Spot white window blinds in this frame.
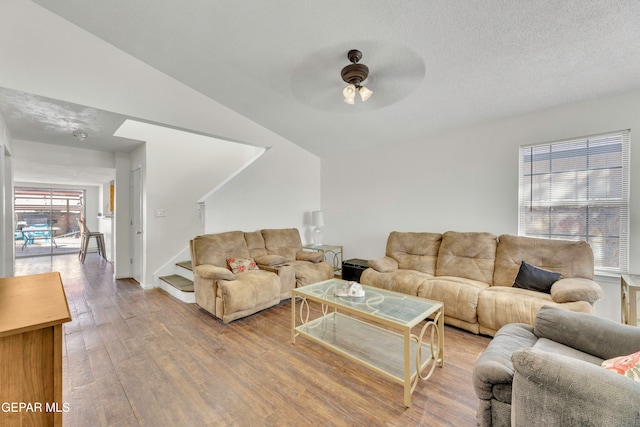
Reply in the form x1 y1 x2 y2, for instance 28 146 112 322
518 130 630 273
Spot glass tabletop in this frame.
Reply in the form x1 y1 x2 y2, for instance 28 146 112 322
294 279 442 327
302 244 342 250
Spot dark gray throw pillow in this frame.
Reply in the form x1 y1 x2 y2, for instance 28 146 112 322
513 261 562 293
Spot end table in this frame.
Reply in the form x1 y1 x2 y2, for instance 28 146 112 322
621 274 640 325
302 244 343 275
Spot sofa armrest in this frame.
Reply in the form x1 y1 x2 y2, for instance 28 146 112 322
254 254 287 266
193 264 235 281
472 323 536 402
257 263 296 295
512 348 640 426
367 256 398 273
550 277 604 303
296 251 324 263
534 305 640 359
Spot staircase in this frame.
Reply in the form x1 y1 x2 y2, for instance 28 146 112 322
159 260 195 303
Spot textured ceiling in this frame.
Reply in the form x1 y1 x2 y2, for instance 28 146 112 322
0 87 144 185
0 87 143 153
21 0 640 158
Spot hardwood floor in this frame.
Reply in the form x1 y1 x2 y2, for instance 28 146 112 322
14 255 491 427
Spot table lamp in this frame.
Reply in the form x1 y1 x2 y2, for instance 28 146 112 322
312 210 324 245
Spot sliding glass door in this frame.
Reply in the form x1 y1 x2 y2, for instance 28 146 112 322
14 187 83 258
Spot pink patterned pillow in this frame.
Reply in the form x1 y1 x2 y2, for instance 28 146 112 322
601 351 640 382
227 258 258 274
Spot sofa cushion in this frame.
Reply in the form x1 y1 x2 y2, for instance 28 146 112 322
360 268 395 291
418 276 488 324
290 260 334 287
227 257 258 274
261 228 303 261
370 269 431 295
602 351 640 381
217 270 281 315
512 261 561 293
244 231 268 258
191 231 250 268
493 234 594 287
477 286 593 335
386 231 442 275
436 231 497 283
533 338 603 365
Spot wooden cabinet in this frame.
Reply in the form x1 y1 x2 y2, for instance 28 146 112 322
0 272 72 427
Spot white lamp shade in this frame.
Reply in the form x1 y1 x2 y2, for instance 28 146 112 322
343 84 356 97
359 85 373 102
343 84 356 104
312 210 324 227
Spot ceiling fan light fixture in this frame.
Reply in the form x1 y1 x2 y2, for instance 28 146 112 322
343 84 356 104
358 85 373 102
340 49 372 104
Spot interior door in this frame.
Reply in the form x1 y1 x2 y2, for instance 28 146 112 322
131 168 143 283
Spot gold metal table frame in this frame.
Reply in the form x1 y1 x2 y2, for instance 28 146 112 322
302 244 343 275
291 279 444 407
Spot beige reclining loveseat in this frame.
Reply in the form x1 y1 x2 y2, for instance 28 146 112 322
190 228 333 323
361 231 604 335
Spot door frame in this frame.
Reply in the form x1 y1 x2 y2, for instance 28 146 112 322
130 167 143 284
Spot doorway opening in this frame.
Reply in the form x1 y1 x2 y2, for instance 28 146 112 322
14 187 84 258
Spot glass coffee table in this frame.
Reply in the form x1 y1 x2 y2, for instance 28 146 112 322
291 279 444 407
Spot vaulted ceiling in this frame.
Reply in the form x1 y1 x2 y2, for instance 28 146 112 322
12 0 640 159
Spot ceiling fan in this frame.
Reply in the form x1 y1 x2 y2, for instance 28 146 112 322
341 49 373 104
289 42 426 112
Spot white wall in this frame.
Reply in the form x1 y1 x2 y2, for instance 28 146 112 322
114 152 131 279
323 88 640 270
10 140 116 184
129 123 270 286
204 143 321 241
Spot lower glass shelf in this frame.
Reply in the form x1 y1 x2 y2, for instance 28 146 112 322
295 311 433 383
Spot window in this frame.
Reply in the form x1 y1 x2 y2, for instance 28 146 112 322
519 131 630 273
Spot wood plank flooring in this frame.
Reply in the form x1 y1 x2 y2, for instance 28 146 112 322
14 255 491 426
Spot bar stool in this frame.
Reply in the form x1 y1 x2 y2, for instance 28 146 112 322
77 218 106 263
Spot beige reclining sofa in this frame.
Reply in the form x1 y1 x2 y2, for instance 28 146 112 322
361 231 604 336
190 228 333 323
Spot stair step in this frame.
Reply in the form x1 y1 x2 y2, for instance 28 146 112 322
176 260 192 271
159 274 194 292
